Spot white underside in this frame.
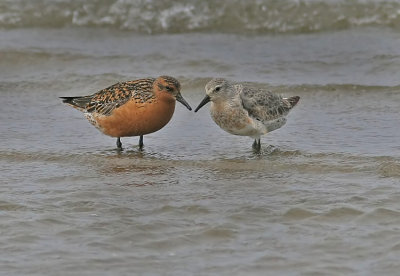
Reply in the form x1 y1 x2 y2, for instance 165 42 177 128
210 100 288 140
220 115 287 140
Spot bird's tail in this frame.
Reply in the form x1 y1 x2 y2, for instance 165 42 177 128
60 96 76 104
60 96 92 109
285 96 300 108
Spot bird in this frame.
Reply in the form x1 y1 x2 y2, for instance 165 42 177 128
194 78 299 151
60 76 192 150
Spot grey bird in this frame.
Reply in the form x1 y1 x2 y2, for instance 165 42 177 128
195 78 300 151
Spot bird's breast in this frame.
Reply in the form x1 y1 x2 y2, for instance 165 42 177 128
93 96 176 137
210 102 259 136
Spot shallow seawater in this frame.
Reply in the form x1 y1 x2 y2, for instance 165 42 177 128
1 10 400 276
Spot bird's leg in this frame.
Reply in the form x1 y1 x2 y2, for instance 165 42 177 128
252 138 261 152
138 135 144 150
116 137 122 150
252 139 258 149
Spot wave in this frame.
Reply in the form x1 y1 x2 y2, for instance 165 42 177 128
1 0 400 33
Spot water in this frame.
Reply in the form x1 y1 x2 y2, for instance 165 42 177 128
1 0 400 275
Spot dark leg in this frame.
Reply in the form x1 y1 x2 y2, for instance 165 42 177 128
252 139 258 149
252 138 261 152
139 135 144 150
116 137 122 150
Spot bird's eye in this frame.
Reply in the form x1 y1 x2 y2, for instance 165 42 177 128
215 86 221 92
165 86 173 92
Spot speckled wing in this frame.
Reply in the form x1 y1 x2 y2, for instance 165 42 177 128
238 85 292 122
63 79 156 116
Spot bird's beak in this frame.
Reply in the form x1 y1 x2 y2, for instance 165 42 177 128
194 95 210 112
176 92 192 111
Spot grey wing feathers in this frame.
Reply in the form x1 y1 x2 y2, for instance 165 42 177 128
239 86 295 122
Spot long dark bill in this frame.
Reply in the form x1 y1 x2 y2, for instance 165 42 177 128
194 95 211 112
176 93 192 111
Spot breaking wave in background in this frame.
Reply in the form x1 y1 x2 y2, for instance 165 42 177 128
1 0 400 33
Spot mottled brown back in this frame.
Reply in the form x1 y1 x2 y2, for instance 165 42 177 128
61 78 156 116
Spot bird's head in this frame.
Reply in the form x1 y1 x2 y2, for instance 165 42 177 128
195 78 234 112
155 76 192 111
